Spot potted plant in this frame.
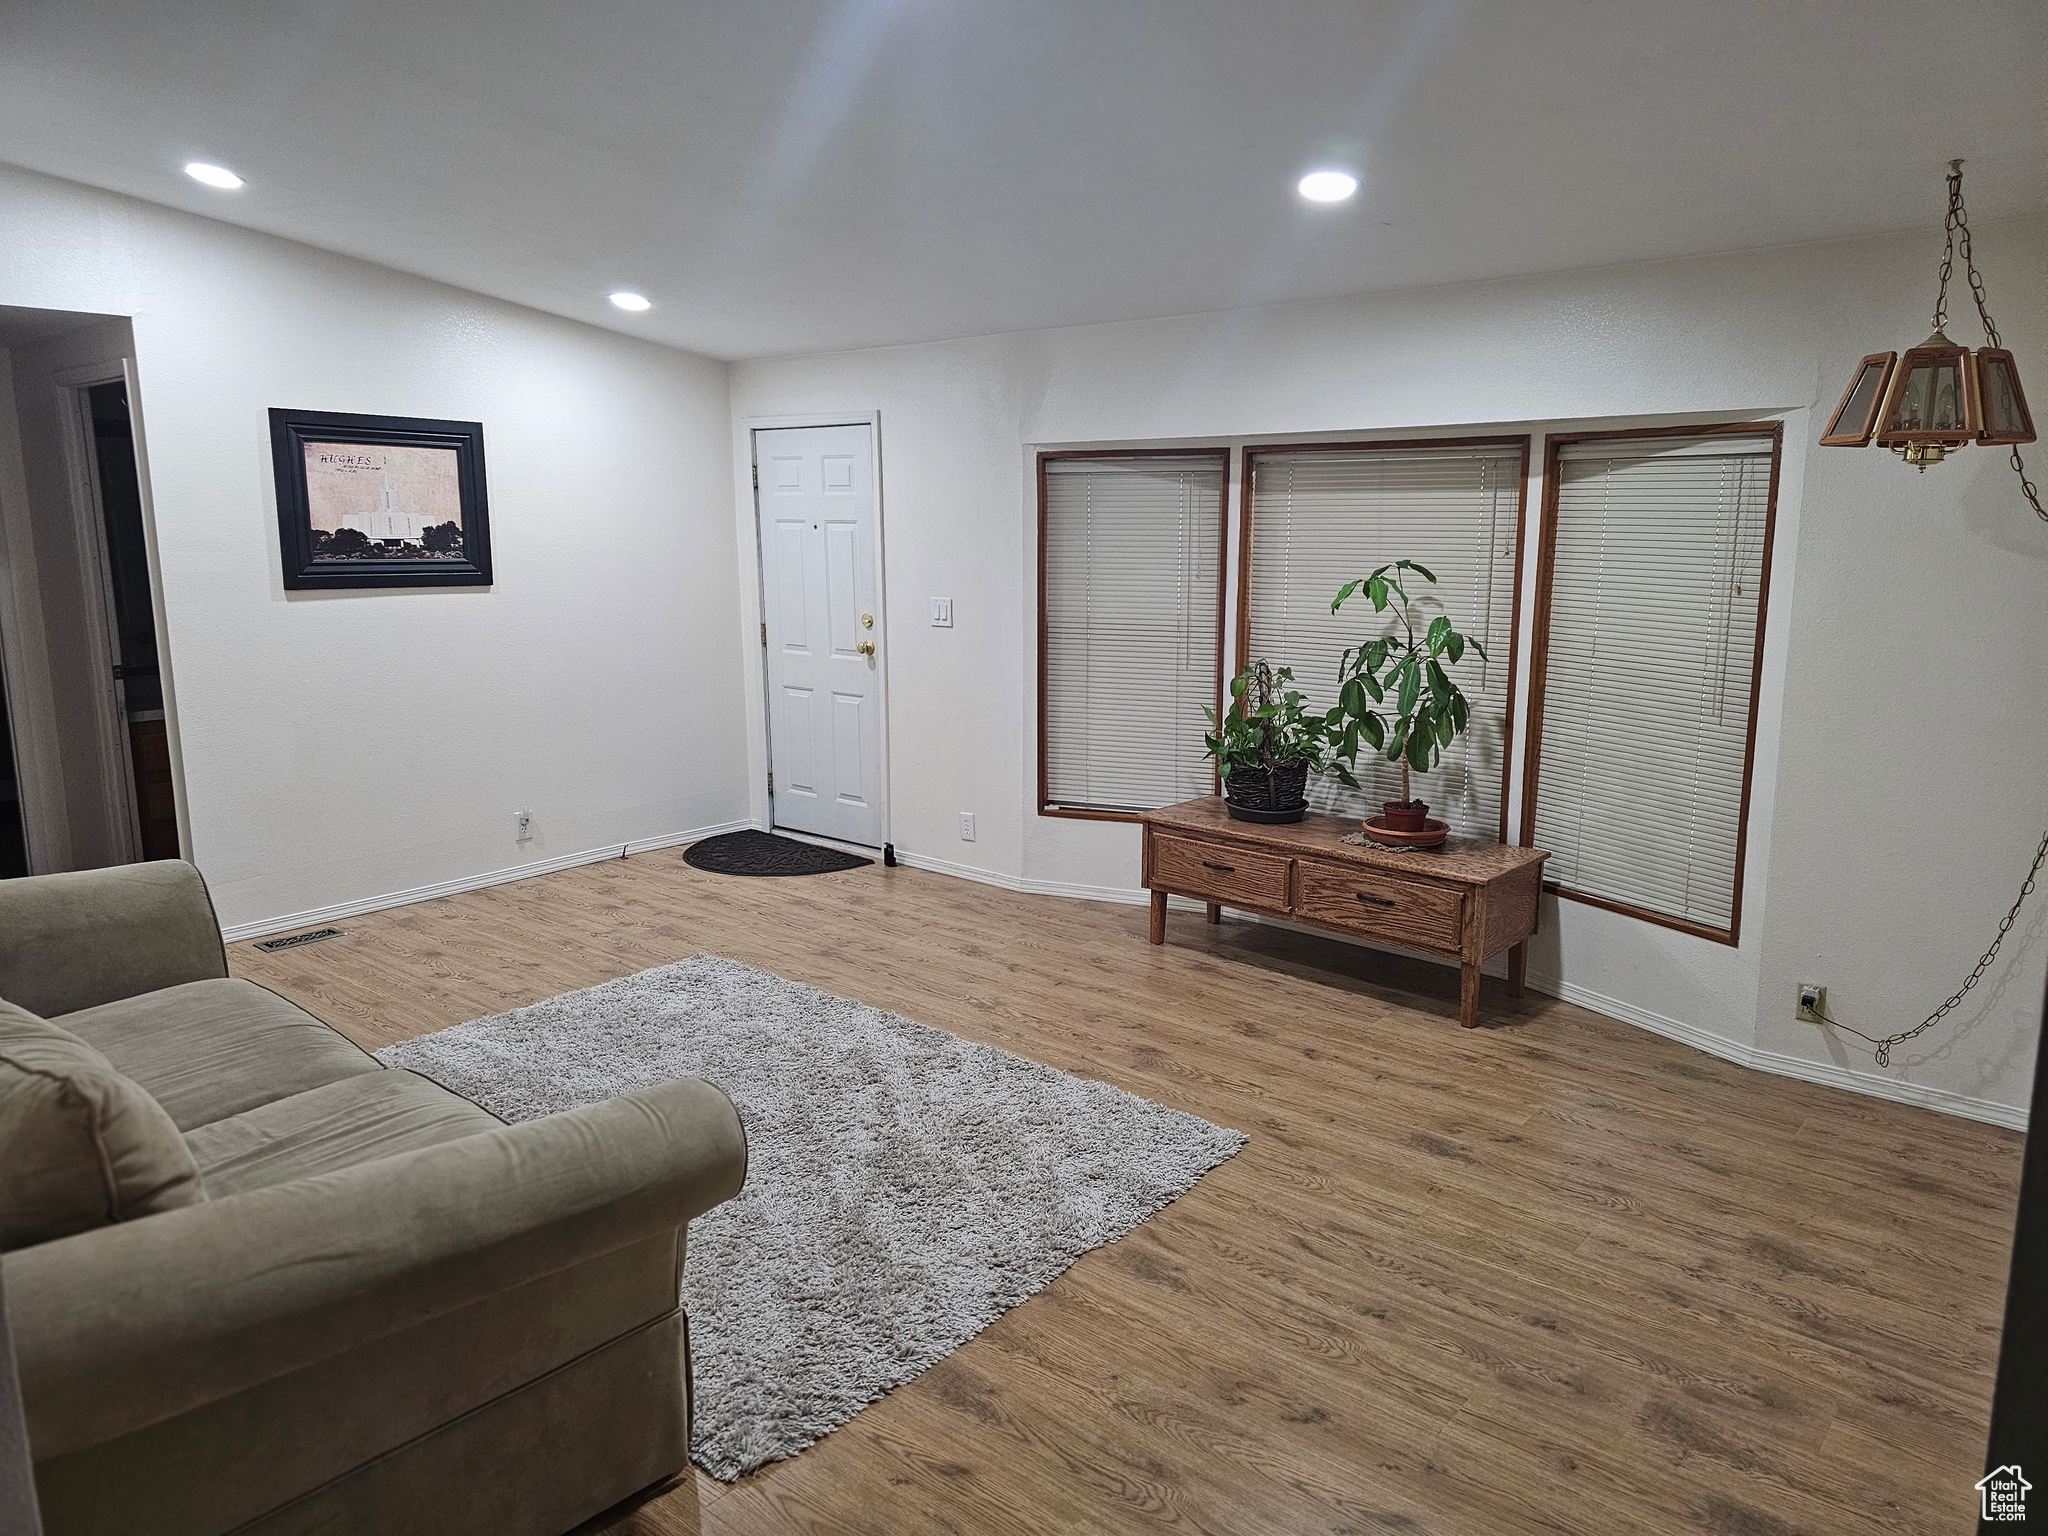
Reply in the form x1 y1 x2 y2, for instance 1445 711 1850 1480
1323 560 1488 840
1203 659 1334 823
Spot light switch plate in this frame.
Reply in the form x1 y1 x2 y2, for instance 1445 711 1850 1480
931 598 953 627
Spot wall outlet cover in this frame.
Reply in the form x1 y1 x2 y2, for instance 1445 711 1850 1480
514 811 533 841
1796 982 1825 1022
959 811 975 841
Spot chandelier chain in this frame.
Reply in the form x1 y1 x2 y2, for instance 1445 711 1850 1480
1931 160 2046 522
1932 163 1958 333
2015 446 2047 523
1814 823 2048 1067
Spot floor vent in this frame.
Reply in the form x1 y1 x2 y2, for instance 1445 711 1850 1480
253 926 344 953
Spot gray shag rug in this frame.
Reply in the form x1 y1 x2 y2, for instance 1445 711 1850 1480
375 954 1245 1480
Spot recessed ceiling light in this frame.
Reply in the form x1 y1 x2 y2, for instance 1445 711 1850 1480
184 161 244 190
1297 170 1359 204
609 291 652 312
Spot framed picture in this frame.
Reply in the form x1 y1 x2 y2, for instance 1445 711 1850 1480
269 408 492 589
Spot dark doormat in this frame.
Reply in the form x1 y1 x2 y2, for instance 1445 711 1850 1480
683 829 874 877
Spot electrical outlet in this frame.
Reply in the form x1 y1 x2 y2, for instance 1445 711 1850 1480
514 811 533 842
931 598 953 627
1796 982 1825 1023
959 812 975 842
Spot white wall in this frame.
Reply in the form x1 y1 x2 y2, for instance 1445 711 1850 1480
0 163 752 929
731 214 2048 1125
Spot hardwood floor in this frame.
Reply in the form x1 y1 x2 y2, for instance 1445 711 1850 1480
230 848 2023 1536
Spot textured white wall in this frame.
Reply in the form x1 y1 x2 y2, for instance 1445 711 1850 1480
731 214 2048 1122
0 163 751 929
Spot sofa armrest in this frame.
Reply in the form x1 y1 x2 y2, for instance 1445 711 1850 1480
5 1076 746 1458
0 861 228 1017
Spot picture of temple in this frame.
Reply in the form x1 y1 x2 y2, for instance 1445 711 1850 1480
343 472 437 546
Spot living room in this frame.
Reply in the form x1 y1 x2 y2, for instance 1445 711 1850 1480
0 4 2044 1534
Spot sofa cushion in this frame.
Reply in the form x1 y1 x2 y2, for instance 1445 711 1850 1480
185 1069 504 1197
0 998 205 1250
57 978 380 1132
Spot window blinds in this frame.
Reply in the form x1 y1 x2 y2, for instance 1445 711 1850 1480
1042 455 1223 812
1245 444 1523 836
1530 434 1776 935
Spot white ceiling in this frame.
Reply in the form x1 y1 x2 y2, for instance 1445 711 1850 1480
1 1 2043 361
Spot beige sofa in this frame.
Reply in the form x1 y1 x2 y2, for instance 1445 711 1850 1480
0 861 746 1536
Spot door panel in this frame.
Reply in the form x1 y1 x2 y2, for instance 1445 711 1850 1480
756 424 882 845
831 693 867 806
779 686 818 799
773 521 810 650
825 520 860 653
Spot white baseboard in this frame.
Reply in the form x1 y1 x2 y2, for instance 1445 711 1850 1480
220 819 752 943
623 820 751 856
1528 971 2027 1131
890 848 1206 910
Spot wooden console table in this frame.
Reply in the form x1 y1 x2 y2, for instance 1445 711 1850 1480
1141 796 1550 1029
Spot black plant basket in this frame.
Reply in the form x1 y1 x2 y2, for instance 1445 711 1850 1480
1224 761 1311 823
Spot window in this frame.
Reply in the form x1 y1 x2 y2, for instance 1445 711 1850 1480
1241 439 1528 837
1039 451 1226 816
1522 426 1780 942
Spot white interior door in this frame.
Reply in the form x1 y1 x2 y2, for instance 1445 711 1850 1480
757 424 884 846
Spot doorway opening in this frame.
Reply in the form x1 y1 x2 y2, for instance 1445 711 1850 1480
0 305 180 875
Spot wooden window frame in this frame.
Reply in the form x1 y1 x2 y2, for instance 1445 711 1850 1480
1517 421 1783 946
1236 435 1532 842
1036 446 1231 822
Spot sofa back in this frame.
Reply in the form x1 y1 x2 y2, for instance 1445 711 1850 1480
0 862 227 1019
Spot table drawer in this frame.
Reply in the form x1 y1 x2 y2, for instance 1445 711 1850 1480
1150 834 1291 910
1293 859 1465 952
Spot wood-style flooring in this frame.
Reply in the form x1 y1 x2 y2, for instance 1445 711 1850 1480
229 848 2023 1536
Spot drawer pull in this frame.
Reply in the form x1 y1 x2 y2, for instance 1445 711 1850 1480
1356 893 1397 907
1201 861 1236 873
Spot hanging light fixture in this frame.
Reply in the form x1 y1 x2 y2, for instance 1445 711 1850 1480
1819 160 2041 519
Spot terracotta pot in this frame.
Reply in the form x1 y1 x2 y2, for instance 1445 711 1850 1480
1381 800 1430 833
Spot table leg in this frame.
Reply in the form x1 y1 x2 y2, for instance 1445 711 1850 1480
1460 960 1481 1028
1206 902 1221 925
1508 942 1526 999
1149 888 1166 945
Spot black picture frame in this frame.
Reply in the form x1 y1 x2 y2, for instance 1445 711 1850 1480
269 408 492 589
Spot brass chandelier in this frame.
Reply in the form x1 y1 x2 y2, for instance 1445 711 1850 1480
1819 160 2041 521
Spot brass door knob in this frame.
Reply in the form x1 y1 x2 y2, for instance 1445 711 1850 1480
855 638 875 656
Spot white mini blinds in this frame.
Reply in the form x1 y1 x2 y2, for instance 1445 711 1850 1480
1041 454 1224 813
1528 431 1778 939
1245 442 1525 836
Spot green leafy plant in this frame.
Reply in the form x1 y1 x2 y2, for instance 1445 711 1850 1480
1323 560 1488 805
1203 659 1335 782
